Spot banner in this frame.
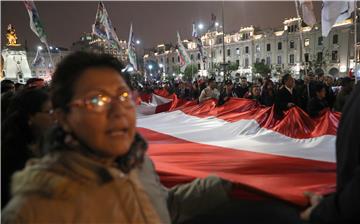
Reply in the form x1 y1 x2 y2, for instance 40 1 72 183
128 24 138 71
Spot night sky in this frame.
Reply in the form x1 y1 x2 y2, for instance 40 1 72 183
1 1 321 51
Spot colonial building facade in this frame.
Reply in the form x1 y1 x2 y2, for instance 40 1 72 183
144 16 359 80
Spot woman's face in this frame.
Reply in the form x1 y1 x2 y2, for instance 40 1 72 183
62 67 136 158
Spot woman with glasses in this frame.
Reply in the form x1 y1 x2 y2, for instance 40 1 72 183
1 88 55 208
1 52 164 223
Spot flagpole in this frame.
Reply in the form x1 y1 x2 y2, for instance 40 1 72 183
354 1 358 84
295 0 307 79
221 0 226 79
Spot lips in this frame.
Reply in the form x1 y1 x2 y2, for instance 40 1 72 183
106 128 129 137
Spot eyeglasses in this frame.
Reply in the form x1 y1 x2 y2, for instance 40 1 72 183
69 92 134 113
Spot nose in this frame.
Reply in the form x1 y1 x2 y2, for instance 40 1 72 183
107 100 131 119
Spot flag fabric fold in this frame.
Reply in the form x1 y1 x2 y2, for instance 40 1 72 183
92 1 121 48
192 23 205 63
321 0 355 37
136 93 339 206
300 0 316 27
177 32 191 72
128 24 138 71
23 0 48 44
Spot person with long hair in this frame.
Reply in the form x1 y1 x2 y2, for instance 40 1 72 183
1 88 54 208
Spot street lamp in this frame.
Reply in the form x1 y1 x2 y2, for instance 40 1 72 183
159 63 163 68
148 64 153 70
49 46 53 50
37 46 43 50
215 22 219 27
136 40 141 45
198 23 204 30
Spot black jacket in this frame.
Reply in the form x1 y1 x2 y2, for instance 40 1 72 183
307 97 328 117
274 87 298 117
310 83 360 224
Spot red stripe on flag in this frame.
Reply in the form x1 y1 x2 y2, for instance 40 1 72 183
138 127 336 206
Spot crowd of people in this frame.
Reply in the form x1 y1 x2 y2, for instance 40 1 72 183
1 52 359 224
135 72 355 118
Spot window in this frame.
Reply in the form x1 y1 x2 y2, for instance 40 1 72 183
220 49 222 55
198 63 201 70
177 56 180 62
266 44 271 51
227 49 231 56
197 53 201 60
172 57 175 63
318 37 323 45
245 58 249 67
278 42 282 50
266 56 271 65
277 55 282 65
245 46 249 54
236 48 240 55
289 54 295 64
332 51 338 61
333 34 338 44
228 60 231 65
256 58 260 63
304 38 310 47
290 41 295 49
256 45 260 52
161 58 164 63
304 53 309 62
317 52 323 62
190 54 193 60
236 59 240 66
166 58 169 64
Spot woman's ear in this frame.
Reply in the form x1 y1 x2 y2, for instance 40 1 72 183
54 109 71 132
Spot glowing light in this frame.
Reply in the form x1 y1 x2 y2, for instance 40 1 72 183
37 46 43 50
136 40 140 45
148 65 153 70
198 23 204 30
339 65 347 73
159 63 164 68
215 22 219 27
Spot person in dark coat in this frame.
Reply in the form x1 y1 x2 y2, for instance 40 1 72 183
235 76 249 98
300 82 360 223
323 75 336 109
218 80 239 106
334 77 354 112
307 83 329 117
274 74 298 117
260 79 275 106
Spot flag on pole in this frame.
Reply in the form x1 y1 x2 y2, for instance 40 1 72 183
92 1 121 48
208 13 217 31
192 23 205 63
128 24 138 71
299 0 316 27
23 0 48 44
177 32 191 72
321 0 355 37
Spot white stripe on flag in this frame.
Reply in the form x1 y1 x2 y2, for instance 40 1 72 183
137 110 336 163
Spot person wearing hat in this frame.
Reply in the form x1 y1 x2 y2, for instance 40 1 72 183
199 77 220 103
218 80 239 106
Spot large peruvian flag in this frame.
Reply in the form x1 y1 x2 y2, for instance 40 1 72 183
137 92 339 206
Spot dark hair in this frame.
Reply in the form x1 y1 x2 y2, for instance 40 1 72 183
25 78 45 89
282 73 292 85
314 82 325 93
208 77 216 83
51 51 129 112
2 88 50 155
1 79 15 93
46 52 143 173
